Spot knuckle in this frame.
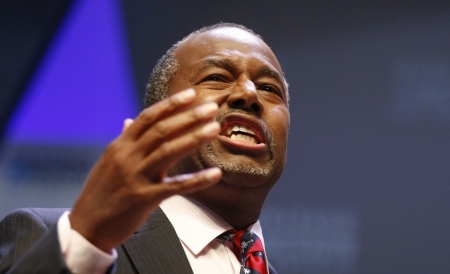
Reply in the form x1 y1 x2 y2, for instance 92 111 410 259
154 96 177 112
138 109 155 124
129 186 150 201
103 140 137 174
157 143 174 161
193 128 208 141
153 122 170 138
168 94 181 107
160 182 185 196
104 141 120 157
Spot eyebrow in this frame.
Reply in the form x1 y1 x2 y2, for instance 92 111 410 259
195 58 236 76
195 58 286 91
256 67 285 90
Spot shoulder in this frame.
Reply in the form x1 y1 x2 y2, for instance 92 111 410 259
0 208 69 272
1 208 69 228
0 208 69 244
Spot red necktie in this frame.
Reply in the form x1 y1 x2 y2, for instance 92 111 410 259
217 230 268 274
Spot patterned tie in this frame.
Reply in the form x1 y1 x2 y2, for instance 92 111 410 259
217 230 268 274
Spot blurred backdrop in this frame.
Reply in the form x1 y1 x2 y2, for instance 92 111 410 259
1 0 450 273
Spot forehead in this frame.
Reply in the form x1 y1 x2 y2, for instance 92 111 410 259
174 27 283 74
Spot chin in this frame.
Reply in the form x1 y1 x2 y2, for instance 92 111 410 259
197 143 281 189
220 170 274 189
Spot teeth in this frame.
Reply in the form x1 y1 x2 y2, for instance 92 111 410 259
227 124 256 135
223 123 258 144
230 133 257 144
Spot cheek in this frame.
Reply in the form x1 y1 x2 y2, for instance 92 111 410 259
193 89 230 106
265 105 290 149
166 68 194 96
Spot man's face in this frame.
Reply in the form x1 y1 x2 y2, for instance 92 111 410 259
168 27 290 190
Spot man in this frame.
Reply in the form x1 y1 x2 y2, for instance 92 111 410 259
0 23 289 274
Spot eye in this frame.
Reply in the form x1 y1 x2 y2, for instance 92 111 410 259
203 75 227 82
260 85 280 95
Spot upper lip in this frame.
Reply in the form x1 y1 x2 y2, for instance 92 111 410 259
218 113 265 144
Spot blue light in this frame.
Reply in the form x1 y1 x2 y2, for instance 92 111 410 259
5 0 139 145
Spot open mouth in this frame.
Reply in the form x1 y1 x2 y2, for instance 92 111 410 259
220 122 263 145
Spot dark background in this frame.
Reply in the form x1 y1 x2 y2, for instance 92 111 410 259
1 0 450 273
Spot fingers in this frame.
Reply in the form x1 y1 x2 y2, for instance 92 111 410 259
155 167 222 198
139 121 221 181
136 102 219 155
122 118 134 132
68 88 224 253
124 88 196 140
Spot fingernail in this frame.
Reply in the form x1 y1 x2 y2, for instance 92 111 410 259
204 168 222 182
195 103 218 118
122 118 134 131
200 122 220 137
173 88 196 103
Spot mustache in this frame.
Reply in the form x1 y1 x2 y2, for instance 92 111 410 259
214 109 275 160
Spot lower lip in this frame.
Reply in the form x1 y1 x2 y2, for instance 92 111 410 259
217 135 267 154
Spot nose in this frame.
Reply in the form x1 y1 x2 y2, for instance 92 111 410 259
227 79 264 115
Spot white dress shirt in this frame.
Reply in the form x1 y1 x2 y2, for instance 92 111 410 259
160 195 268 274
58 211 117 274
58 195 268 274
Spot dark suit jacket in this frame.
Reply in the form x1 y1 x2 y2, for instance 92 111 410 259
0 208 277 274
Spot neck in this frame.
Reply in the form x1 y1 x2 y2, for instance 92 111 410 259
188 181 270 230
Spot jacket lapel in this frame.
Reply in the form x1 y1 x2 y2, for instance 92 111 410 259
122 208 194 274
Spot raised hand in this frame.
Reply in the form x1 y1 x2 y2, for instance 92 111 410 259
70 88 222 252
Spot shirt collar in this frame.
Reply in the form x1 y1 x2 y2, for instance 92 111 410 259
159 195 265 256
